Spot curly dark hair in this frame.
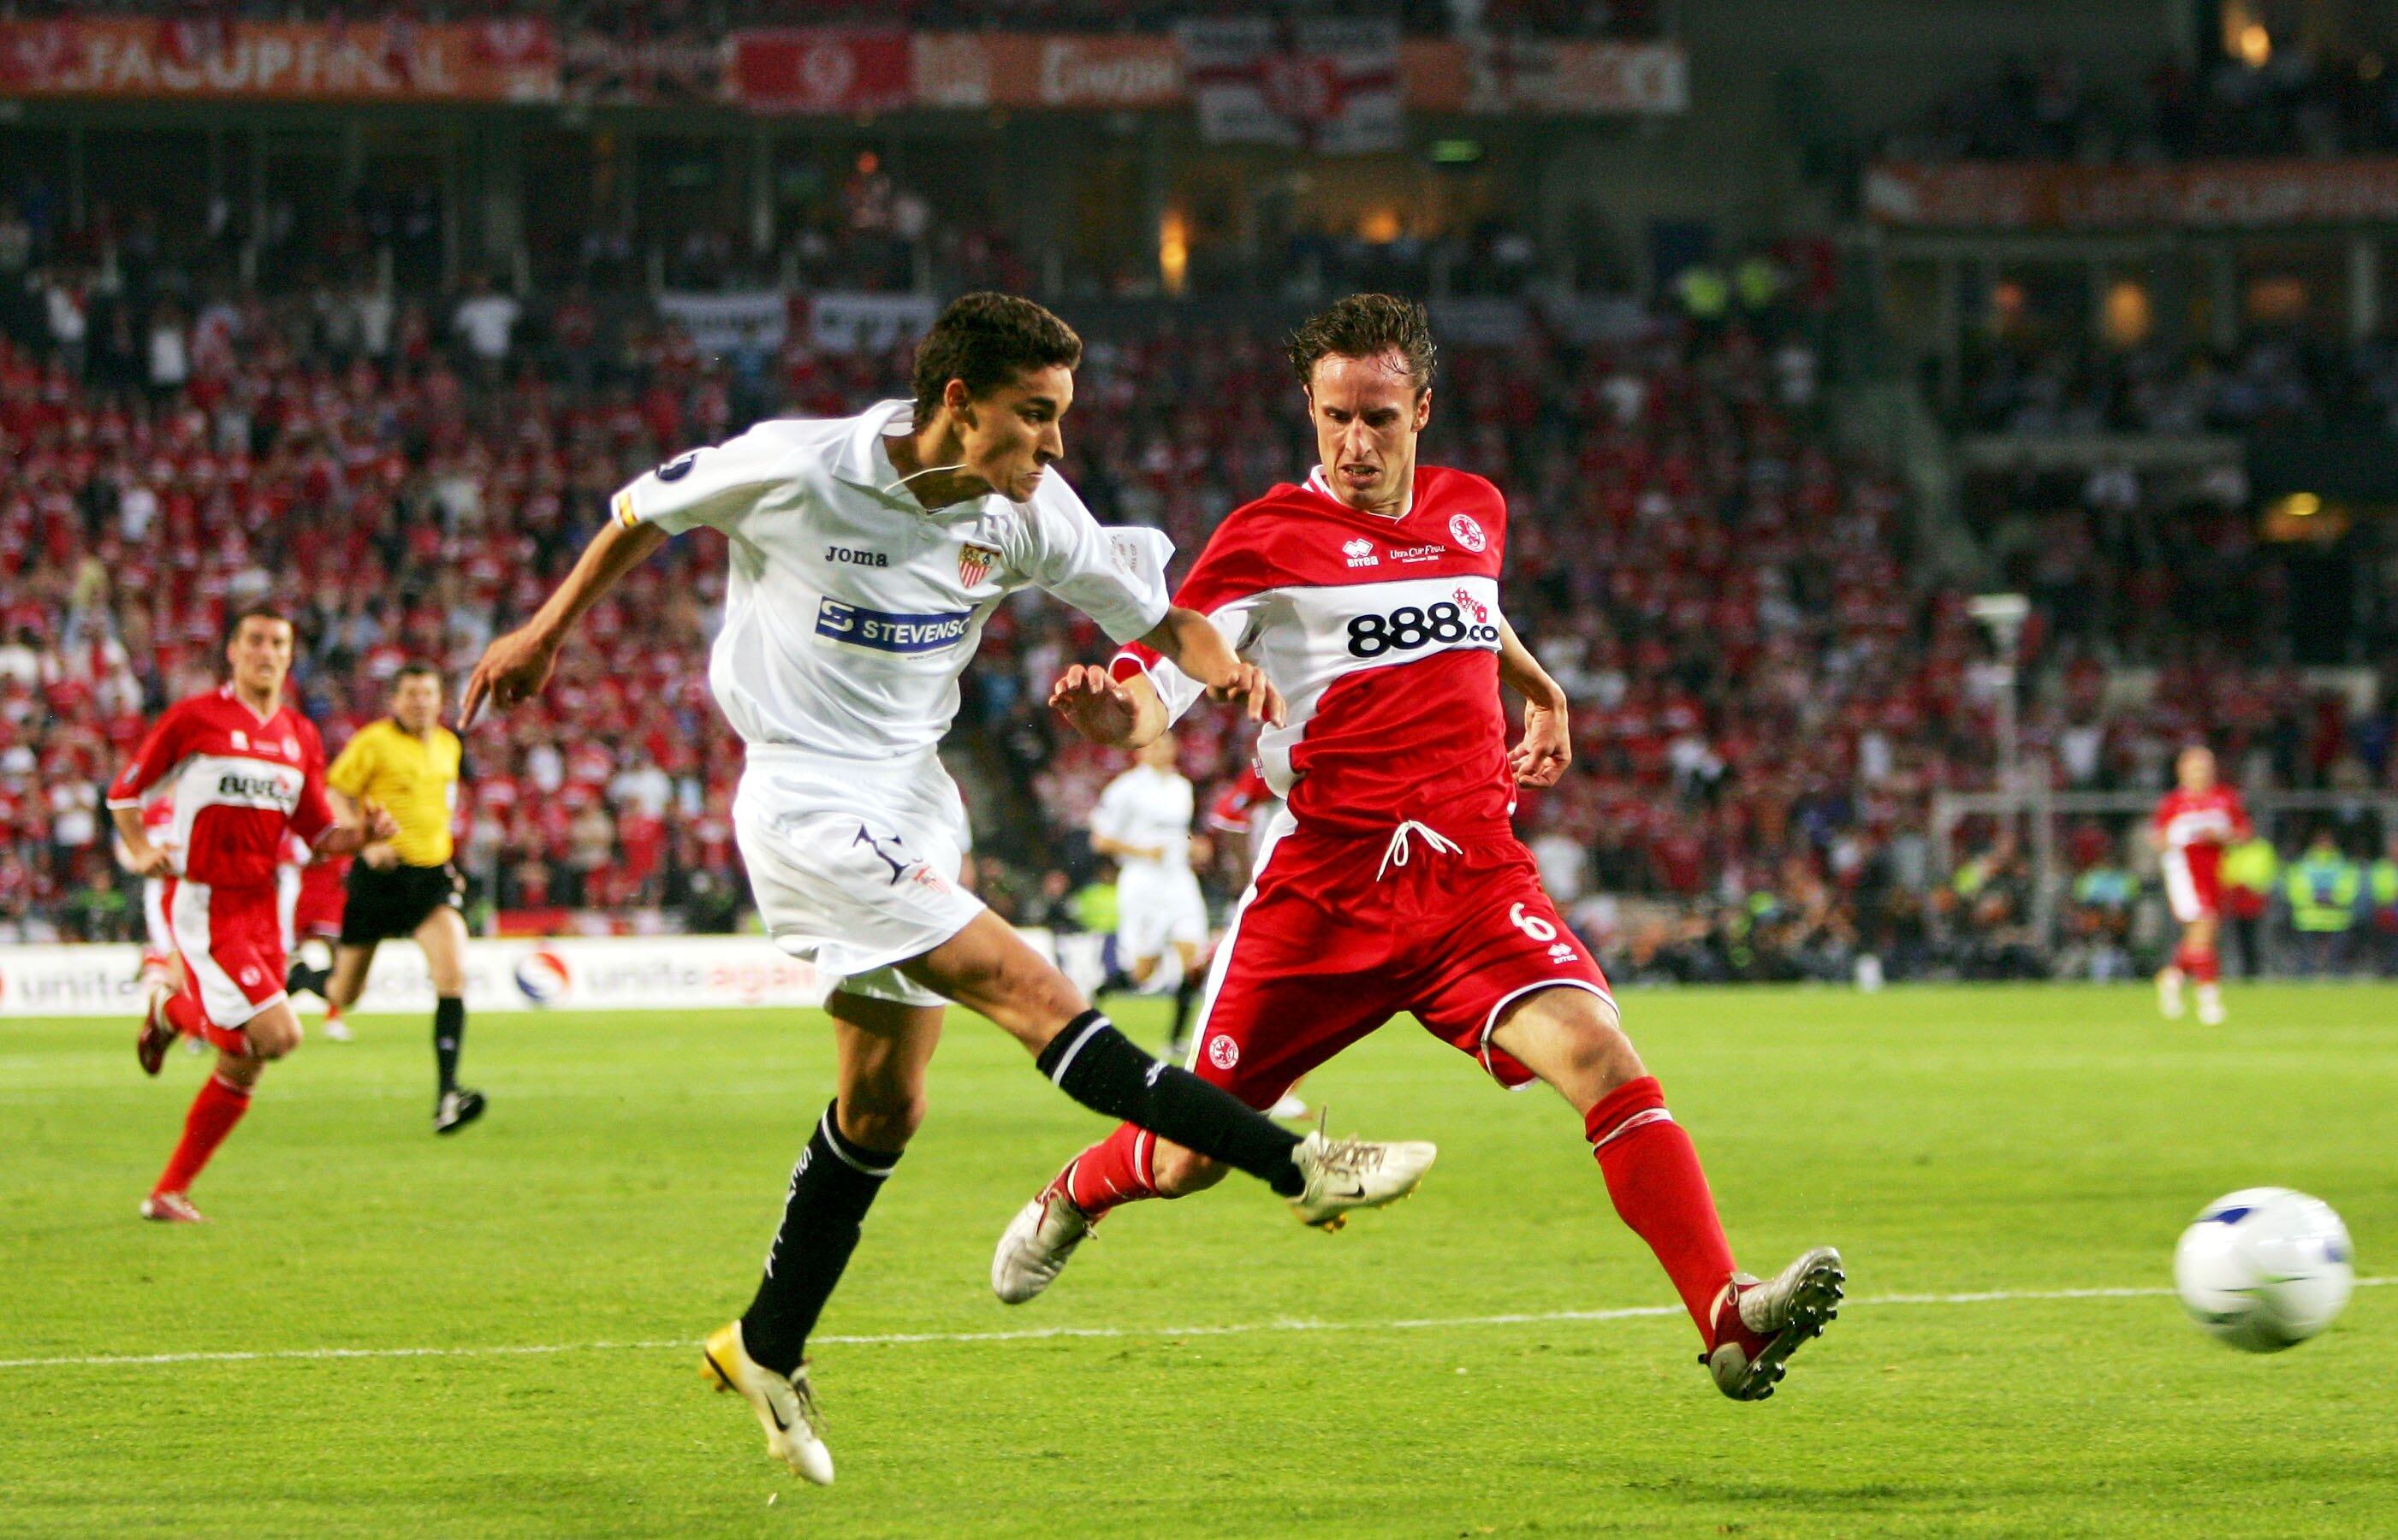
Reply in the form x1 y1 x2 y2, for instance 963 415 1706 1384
1285 293 1438 395
910 293 1084 428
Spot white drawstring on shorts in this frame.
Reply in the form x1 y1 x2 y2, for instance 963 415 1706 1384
1377 819 1462 881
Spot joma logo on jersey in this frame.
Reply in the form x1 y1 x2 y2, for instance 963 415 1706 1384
815 599 974 654
216 772 296 805
823 546 888 567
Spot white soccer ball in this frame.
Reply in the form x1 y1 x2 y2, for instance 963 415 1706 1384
2173 1188 2353 1353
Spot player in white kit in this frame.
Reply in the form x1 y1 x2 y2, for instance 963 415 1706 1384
462 294 1436 1488
1090 735 1208 986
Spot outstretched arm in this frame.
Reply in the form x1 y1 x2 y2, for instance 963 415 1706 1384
462 518 670 726
1497 616 1570 787
1137 607 1284 727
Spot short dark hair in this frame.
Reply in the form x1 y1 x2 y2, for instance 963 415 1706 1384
228 603 292 641
910 293 1083 429
393 661 442 690
1286 293 1438 396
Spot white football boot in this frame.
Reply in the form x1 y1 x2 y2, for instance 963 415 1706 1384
992 1184 1097 1305
2194 982 2226 1026
1702 1246 1845 1401
703 1321 834 1484
2157 967 2186 1020
1286 1130 1438 1230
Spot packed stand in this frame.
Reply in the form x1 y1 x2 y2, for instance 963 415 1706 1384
1879 50 2398 166
1956 334 2398 439
4 234 2392 974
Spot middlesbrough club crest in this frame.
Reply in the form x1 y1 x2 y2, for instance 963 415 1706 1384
958 544 1000 586
1447 512 1487 553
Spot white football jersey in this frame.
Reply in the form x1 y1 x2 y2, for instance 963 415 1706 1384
1091 763 1196 875
612 400 1171 757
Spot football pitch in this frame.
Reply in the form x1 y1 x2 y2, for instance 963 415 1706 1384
3 984 2390 1538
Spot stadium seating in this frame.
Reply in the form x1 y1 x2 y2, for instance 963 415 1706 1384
3 246 2391 979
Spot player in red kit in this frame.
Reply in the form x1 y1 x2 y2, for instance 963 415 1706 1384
2152 745 2249 1026
282 841 353 1040
994 296 1843 1401
109 607 395 1223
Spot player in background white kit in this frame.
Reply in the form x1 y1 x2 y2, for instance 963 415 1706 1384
1092 738 1307 1116
1089 736 1208 1004
462 294 1436 1489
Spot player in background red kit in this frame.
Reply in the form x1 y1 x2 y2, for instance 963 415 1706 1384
2152 745 2249 1026
109 607 395 1223
117 794 181 995
996 296 1843 1401
283 841 353 1040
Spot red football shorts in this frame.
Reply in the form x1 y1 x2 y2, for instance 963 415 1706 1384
1185 820 1612 1104
166 878 290 1030
2160 844 2223 924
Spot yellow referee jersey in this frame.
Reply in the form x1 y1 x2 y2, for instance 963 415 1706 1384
326 720 462 868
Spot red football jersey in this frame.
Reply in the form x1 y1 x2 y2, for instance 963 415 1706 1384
1115 464 1514 838
106 685 334 888
2152 786 2249 853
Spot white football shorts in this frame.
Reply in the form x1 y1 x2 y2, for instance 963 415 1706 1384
733 745 986 1009
1115 863 1209 962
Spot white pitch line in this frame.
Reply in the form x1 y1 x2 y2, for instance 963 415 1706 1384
2 1277 2386 1372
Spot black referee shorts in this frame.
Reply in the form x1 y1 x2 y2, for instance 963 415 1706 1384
341 861 465 946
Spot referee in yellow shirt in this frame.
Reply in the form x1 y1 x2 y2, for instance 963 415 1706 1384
323 662 484 1134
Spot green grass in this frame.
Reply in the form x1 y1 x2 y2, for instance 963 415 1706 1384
2 984 2391 1537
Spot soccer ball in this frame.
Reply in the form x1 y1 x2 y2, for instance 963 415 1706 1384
2173 1188 2353 1353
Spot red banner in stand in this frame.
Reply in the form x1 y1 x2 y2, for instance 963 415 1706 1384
732 28 911 114
0 17 557 101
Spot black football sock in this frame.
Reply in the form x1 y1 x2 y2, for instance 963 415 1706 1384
1036 1010 1303 1197
284 960 329 998
433 997 465 1095
741 1102 901 1376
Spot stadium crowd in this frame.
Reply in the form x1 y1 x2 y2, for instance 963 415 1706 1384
4 218 2395 978
1879 48 2398 166
1956 333 2398 439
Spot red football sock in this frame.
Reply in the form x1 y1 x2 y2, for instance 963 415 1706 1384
2187 946 2220 986
163 986 205 1036
1059 1122 1160 1217
1586 1075 1739 1348
162 987 249 1055
154 1073 252 1197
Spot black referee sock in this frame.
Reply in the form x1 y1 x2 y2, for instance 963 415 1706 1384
741 1102 902 1377
1036 1010 1304 1198
433 997 464 1095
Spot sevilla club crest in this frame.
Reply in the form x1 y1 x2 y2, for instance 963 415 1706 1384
959 544 1000 586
